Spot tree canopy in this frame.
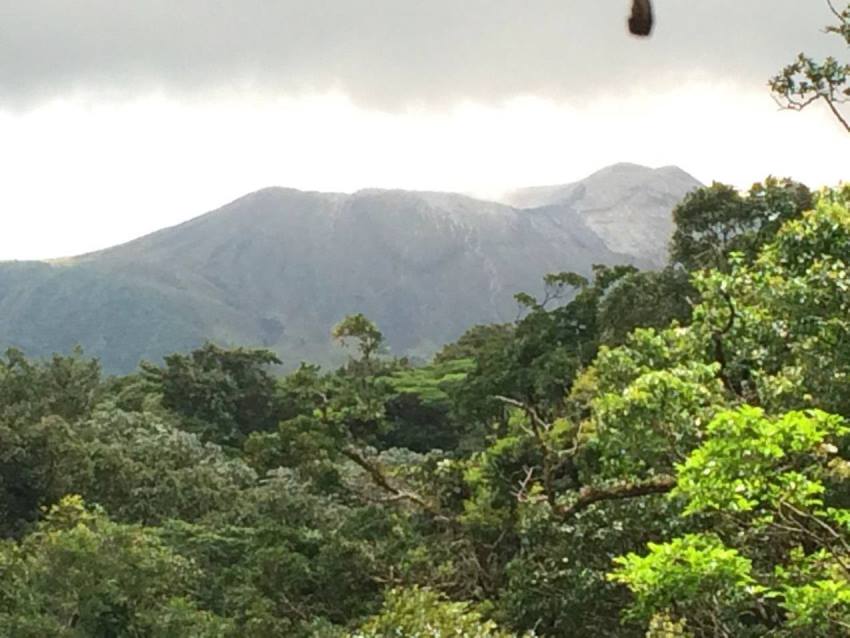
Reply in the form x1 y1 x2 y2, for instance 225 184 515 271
2 183 849 636
1 8 849 631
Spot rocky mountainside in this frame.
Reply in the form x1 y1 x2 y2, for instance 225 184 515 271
501 163 701 266
0 164 701 373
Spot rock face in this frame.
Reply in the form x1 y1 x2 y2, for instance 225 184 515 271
502 163 702 267
0 164 701 373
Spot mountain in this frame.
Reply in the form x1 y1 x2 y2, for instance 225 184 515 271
0 164 701 373
501 163 702 266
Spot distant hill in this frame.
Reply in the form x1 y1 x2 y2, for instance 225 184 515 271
0 164 701 373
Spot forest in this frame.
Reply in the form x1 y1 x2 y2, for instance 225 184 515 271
2 5 850 637
0 177 849 637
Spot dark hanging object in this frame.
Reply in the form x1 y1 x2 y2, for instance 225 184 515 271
628 0 653 36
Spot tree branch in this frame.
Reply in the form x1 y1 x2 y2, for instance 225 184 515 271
711 289 741 395
825 96 850 133
494 395 559 510
493 397 675 521
555 475 677 519
341 446 449 521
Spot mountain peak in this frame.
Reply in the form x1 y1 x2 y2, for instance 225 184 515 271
500 163 703 265
0 163 702 373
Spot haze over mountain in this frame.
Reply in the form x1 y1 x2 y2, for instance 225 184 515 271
0 164 701 373
501 163 701 266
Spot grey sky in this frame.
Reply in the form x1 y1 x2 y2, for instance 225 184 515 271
0 1 843 109
1 1 848 261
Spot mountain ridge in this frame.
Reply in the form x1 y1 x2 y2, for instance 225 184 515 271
0 163 702 372
500 163 700 264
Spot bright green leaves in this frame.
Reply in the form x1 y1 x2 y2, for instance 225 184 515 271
610 534 758 623
674 408 848 518
589 327 703 395
776 548 850 634
691 197 850 415
387 358 473 405
591 364 723 479
767 198 850 280
353 587 518 638
611 407 850 635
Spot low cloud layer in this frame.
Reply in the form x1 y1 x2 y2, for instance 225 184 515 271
0 0 843 109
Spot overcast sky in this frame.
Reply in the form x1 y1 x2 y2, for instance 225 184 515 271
1 0 849 260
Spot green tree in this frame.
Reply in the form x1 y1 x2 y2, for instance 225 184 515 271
596 267 694 346
0 348 102 536
0 496 230 636
0 415 89 537
73 407 257 525
333 313 385 363
670 178 812 272
161 470 386 637
142 343 283 446
0 347 101 426
353 587 518 637
611 408 850 636
770 1 850 133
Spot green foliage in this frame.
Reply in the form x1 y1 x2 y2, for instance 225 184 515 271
435 324 514 364
0 495 230 636
333 313 385 362
142 342 283 446
691 196 850 415
500 497 686 637
0 348 102 536
353 587 517 637
597 267 694 346
675 408 847 517
0 414 90 537
3 181 850 637
610 534 758 625
73 407 258 525
382 358 475 452
387 358 473 405
456 265 638 422
645 613 692 638
0 347 101 425
590 363 723 479
670 178 813 272
611 406 850 636
160 469 387 637
770 2 850 133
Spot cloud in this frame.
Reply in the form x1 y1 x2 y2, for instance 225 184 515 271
0 0 844 109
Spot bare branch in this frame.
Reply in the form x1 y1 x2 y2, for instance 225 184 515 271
512 466 537 502
826 96 850 133
827 0 844 22
555 475 677 519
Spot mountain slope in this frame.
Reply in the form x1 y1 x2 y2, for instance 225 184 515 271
0 164 701 373
502 163 702 266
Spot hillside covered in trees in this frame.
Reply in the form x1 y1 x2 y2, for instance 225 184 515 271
4 176 850 636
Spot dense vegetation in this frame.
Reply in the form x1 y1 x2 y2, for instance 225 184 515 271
1 9 848 635
2 176 850 637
